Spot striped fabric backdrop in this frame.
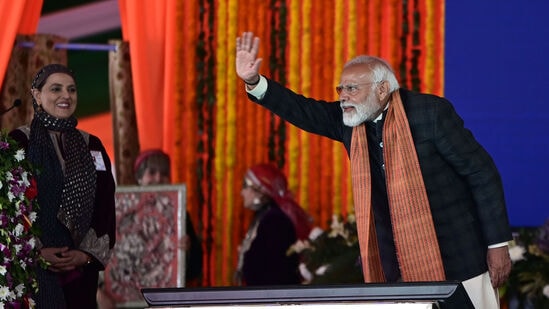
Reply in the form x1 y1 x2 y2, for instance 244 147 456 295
123 0 444 286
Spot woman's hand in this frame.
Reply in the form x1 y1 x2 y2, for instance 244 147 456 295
40 247 91 272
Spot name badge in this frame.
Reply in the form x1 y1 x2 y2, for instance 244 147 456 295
91 150 107 171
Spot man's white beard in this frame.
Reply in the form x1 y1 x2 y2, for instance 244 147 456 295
342 94 381 127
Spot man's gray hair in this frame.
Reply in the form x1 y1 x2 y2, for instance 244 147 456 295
344 55 400 91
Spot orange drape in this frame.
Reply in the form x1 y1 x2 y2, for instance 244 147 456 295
119 0 445 287
0 0 43 88
78 112 114 160
117 0 169 151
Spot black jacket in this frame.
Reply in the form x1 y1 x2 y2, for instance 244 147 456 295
248 79 512 281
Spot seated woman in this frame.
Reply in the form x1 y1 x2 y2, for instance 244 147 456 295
235 163 312 286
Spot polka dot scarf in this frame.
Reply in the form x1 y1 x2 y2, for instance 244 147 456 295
29 108 96 247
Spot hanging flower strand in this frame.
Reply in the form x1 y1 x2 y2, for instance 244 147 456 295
0 131 43 309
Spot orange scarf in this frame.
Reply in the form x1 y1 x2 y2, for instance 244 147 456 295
351 89 445 282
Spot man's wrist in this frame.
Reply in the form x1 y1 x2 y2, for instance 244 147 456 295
245 75 267 99
244 75 260 86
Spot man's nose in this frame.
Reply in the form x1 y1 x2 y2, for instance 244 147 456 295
339 93 349 102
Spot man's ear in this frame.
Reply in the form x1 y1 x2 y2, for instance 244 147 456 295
377 80 389 101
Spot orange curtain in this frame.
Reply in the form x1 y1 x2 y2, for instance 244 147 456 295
119 0 445 286
0 0 43 88
117 0 170 151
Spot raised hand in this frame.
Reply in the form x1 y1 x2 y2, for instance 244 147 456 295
236 32 263 85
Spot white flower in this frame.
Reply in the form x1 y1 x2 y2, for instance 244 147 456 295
14 244 22 256
14 149 25 162
0 180 3 190
347 213 356 224
289 239 311 254
330 214 341 228
28 237 36 249
7 191 15 202
0 286 10 301
0 266 6 276
19 259 27 271
14 284 24 298
315 264 329 275
21 171 29 186
329 215 345 238
29 211 37 222
14 223 24 237
308 227 323 241
543 285 549 298
15 201 22 216
508 245 526 262
299 263 313 283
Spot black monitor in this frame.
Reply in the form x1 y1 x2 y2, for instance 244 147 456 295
141 281 473 308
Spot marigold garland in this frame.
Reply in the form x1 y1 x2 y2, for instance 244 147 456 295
174 0 444 286
195 0 218 286
214 0 228 283
268 0 288 169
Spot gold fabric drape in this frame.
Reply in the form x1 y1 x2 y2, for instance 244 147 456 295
119 0 444 287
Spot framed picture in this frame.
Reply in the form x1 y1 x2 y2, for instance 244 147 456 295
103 184 187 307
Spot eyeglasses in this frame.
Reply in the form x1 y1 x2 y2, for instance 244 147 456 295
335 81 381 95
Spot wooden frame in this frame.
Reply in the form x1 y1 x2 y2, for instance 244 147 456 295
104 184 187 307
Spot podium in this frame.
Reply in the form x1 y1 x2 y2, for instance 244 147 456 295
141 282 474 308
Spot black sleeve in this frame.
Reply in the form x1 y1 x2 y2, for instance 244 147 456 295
249 79 346 142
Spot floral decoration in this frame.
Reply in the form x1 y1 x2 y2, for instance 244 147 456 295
0 131 42 308
287 213 363 285
502 219 549 308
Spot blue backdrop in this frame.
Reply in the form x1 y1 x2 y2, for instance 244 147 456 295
445 1 549 227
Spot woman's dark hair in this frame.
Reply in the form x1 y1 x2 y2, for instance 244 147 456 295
134 149 171 181
31 63 76 90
